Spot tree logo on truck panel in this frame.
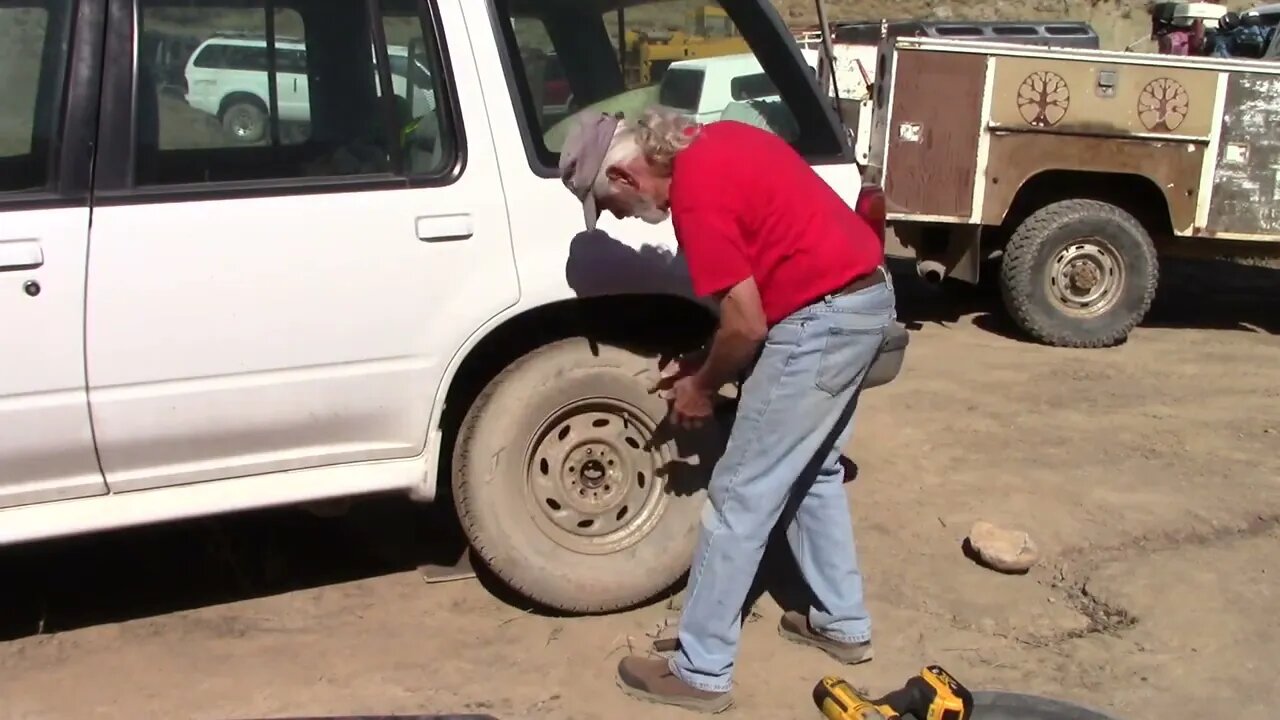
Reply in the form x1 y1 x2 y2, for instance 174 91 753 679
1017 71 1070 128
1137 77 1189 132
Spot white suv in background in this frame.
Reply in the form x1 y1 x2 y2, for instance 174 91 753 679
184 33 437 143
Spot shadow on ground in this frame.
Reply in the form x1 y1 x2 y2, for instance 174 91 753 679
0 453 858 642
886 255 1280 341
0 495 488 641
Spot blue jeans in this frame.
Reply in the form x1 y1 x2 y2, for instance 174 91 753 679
670 268 897 693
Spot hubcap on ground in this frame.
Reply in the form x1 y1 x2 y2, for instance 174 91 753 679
1047 238 1125 317
525 399 670 555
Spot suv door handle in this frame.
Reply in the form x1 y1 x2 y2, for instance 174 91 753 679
0 239 43 271
416 213 474 242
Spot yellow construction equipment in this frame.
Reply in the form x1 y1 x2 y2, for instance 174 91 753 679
619 5 749 87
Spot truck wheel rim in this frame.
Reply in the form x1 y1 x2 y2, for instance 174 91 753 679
524 398 670 555
1047 239 1125 317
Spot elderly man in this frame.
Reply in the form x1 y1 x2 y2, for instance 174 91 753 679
558 108 894 714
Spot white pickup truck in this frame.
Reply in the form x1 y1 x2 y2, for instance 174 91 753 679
0 0 893 613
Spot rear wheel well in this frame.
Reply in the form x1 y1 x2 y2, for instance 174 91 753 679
218 92 267 118
431 295 715 502
989 170 1174 252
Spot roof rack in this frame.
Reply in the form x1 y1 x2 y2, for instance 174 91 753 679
829 19 1101 50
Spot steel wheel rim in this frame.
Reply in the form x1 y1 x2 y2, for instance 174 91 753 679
229 108 261 140
524 398 670 555
1046 238 1125 317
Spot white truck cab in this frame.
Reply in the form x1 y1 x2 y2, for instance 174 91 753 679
0 0 890 613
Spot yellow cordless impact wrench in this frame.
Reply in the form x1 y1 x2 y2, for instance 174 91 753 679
813 665 974 720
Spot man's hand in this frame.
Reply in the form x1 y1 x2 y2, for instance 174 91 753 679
649 277 767 431
652 350 714 429
668 375 715 430
651 349 707 395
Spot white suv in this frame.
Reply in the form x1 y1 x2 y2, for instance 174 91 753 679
184 33 437 143
0 0 896 614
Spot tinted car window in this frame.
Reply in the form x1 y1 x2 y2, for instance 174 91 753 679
0 0 72 194
658 68 704 112
191 43 228 68
730 72 779 102
134 0 457 185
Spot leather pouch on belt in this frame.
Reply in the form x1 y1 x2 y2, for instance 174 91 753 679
864 321 909 389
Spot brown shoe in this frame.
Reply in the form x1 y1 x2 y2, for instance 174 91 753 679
616 656 733 714
778 611 874 665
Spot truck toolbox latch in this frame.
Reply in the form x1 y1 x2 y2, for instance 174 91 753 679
1096 69 1118 98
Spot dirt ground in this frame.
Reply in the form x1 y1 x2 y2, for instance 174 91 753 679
2 256 1278 720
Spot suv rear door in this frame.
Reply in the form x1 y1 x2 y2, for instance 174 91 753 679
0 0 106 509
84 0 517 492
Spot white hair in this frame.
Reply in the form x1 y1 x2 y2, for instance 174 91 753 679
591 107 700 197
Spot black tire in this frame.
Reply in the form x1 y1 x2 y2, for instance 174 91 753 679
452 337 715 614
220 100 268 144
999 199 1158 348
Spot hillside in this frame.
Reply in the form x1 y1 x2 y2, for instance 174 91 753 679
772 0 1258 51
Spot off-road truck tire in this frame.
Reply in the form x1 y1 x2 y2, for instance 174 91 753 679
452 337 715 614
1000 199 1159 348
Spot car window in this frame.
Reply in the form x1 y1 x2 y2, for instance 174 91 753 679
388 54 409 78
386 54 430 84
379 0 453 176
139 6 312 154
278 48 307 75
730 72 779 102
658 68 704 113
0 0 71 194
191 44 228 69
495 0 829 164
134 0 457 186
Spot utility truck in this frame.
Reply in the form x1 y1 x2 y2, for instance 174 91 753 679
802 17 1280 347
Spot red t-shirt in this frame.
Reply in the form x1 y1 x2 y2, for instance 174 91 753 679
669 120 883 326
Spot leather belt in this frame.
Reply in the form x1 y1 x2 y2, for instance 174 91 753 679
823 266 885 300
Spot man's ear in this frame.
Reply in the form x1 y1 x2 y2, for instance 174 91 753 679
605 165 638 190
